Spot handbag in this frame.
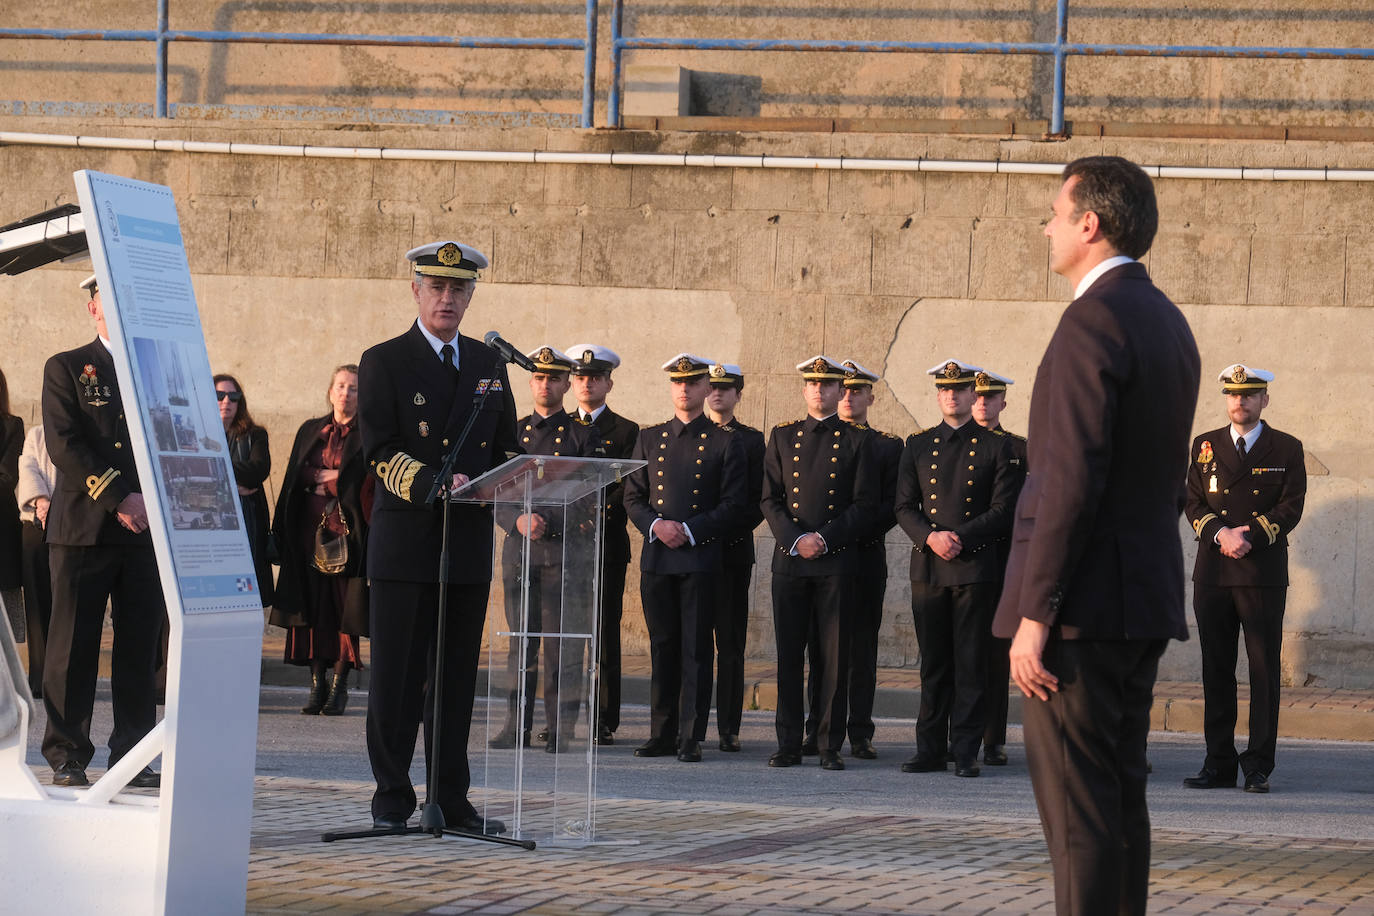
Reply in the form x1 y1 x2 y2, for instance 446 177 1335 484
312 498 350 575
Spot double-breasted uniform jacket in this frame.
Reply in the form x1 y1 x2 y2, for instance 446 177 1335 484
1185 421 1306 588
896 421 1019 586
579 406 638 566
760 414 880 577
624 413 750 575
992 425 1028 570
499 409 594 568
358 323 520 584
42 338 148 549
270 414 369 634
717 419 765 569
852 423 904 578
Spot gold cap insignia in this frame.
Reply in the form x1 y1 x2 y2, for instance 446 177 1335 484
1230 366 1248 384
975 372 991 387
538 347 554 364
582 349 594 363
436 242 461 266
710 364 726 378
812 358 828 374
943 361 961 380
677 357 694 373
843 361 857 378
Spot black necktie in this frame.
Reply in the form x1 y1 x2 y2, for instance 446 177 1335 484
440 343 457 377
1236 436 1247 460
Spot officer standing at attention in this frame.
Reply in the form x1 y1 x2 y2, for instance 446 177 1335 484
704 363 765 753
1184 364 1305 795
358 240 519 834
566 343 638 746
490 346 592 752
624 355 748 763
895 359 1018 778
761 356 878 771
970 368 1027 767
40 273 164 789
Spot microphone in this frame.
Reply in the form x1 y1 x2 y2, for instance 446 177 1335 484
483 331 537 372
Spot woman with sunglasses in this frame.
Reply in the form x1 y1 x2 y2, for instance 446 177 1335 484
215 374 275 609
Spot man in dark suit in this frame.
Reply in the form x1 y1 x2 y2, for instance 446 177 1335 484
491 345 593 752
895 359 1018 778
567 343 638 746
358 240 519 834
40 273 163 789
993 157 1201 915
624 354 748 762
761 355 878 771
704 362 765 753
1183 364 1305 795
971 369 1027 767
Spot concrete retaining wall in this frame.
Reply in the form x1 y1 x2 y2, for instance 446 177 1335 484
2 116 1371 685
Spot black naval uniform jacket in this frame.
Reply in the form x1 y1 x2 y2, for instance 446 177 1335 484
896 421 1019 586
852 423 904 577
499 409 594 568
718 419 765 569
358 324 520 584
992 425 1029 570
42 338 148 548
760 414 880 577
624 413 750 575
580 406 638 566
1185 421 1306 588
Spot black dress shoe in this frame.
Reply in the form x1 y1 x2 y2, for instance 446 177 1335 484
901 753 947 773
52 762 89 787
954 758 981 778
1183 767 1237 789
596 725 615 746
850 738 877 760
373 813 408 830
719 734 741 753
545 732 570 754
127 766 161 789
983 745 1008 766
801 735 819 756
677 739 702 762
634 736 677 758
768 748 802 767
1243 772 1270 794
453 813 506 835
819 750 846 771
488 723 531 749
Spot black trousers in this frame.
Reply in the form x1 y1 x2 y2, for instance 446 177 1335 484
1024 636 1164 916
773 572 851 753
21 521 52 696
500 560 585 735
804 560 886 745
42 543 164 770
1194 583 1286 778
366 577 488 822
713 559 752 737
596 556 628 733
641 569 715 743
984 636 1012 748
911 580 996 761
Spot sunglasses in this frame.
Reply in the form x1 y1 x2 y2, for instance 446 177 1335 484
216 390 242 402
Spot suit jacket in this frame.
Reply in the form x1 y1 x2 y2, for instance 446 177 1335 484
1186 421 1306 589
760 414 879 577
854 423 905 578
993 262 1201 641
498 408 594 569
895 421 1019 586
41 338 148 548
624 413 749 575
580 406 638 565
718 419 765 568
358 323 520 584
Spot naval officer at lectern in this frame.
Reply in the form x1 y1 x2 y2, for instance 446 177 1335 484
358 240 519 834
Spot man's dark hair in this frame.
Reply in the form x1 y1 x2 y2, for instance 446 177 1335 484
1062 156 1158 259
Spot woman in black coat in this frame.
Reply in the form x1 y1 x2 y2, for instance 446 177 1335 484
0 368 24 631
270 365 369 716
214 373 275 608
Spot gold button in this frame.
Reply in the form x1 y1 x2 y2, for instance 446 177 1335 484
930 478 936 484
558 426 564 432
827 505 834 510
662 431 669 438
522 437 530 443
692 489 700 495
480 441 487 448
965 512 972 518
1253 489 1260 495
967 480 973 485
657 499 664 505
796 430 803 437
966 497 972 502
657 471 664 477
972 437 978 444
658 456 665 462
443 439 450 446
930 494 937 500
555 437 562 444
1252 511 1259 516
834 430 840 437
934 437 941 443
931 508 938 515
932 450 939 456
792 502 800 509
793 472 800 478
696 459 702 465
830 457 837 463
794 443 801 449
700 432 708 439
794 456 800 462
969 451 975 456
968 465 974 470
657 485 664 490
698 445 705 451
660 443 667 449
694 473 701 479
1224 489 1230 494
828 489 836 495
524 424 532 431
1221 510 1228 516
832 443 839 449
792 487 800 493
114 442 123 449
691 504 698 510
931 464 937 470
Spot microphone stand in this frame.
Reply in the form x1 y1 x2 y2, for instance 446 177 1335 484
323 358 534 851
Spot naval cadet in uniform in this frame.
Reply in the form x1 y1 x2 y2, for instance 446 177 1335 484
1183 364 1305 795
624 355 748 763
567 343 639 746
761 355 878 771
704 362 765 753
40 273 163 789
358 241 519 833
895 359 1019 778
970 369 1027 767
491 346 593 753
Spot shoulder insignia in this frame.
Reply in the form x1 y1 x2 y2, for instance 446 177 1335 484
778 419 800 428
991 428 1006 437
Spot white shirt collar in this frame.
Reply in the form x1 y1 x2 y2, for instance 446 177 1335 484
415 319 458 367
581 404 607 422
98 336 112 353
1074 255 1137 299
1230 419 1264 453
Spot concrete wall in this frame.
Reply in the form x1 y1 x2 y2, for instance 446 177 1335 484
2 116 1372 684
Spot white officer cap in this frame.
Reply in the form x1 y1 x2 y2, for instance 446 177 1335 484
1218 363 1274 393
406 240 488 280
974 369 1014 394
840 359 880 388
708 363 745 388
526 345 575 373
926 358 983 387
566 344 621 375
795 355 847 380
660 353 714 379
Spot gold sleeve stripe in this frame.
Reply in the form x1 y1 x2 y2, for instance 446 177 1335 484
397 459 422 502
377 453 424 501
86 468 121 501
1192 513 1217 537
1256 515 1280 546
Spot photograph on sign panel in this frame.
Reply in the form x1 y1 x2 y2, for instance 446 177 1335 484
133 336 223 454
158 454 241 531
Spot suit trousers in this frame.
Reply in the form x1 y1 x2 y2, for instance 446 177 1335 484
42 543 164 770
366 578 488 823
911 580 997 761
773 572 852 753
1194 583 1286 778
596 556 628 733
713 559 752 737
21 521 52 696
1024 636 1165 916
641 569 715 743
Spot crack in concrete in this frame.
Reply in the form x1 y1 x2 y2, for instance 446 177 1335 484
884 297 923 429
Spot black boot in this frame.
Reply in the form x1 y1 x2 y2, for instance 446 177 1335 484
320 670 350 716
301 670 328 715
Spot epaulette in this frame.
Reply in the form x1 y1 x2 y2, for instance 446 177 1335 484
777 419 800 428
991 428 1006 436
882 431 902 441
1003 429 1027 441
